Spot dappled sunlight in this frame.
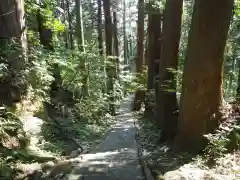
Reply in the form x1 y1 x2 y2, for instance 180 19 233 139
77 151 120 162
67 96 144 179
69 155 142 179
2 0 238 179
69 147 142 179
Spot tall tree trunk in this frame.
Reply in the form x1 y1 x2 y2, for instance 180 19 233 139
113 6 120 77
103 0 116 115
0 0 27 106
236 59 240 101
97 0 104 55
123 0 128 65
113 11 119 57
61 0 69 49
66 0 74 49
129 34 133 57
144 29 149 65
89 0 95 34
135 0 144 73
75 0 85 51
76 0 89 97
229 45 237 95
97 0 106 92
133 0 145 111
145 4 162 116
157 0 183 142
103 0 113 55
175 0 234 152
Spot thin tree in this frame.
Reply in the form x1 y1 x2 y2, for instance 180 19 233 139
113 11 119 57
175 0 234 152
128 34 133 58
60 0 69 48
76 0 85 51
228 45 237 96
66 0 74 49
133 0 145 111
76 0 89 97
157 0 183 142
97 0 104 55
123 0 128 65
144 29 149 66
113 1 120 77
237 59 240 101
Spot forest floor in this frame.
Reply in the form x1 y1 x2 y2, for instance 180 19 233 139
136 109 240 180
4 92 240 179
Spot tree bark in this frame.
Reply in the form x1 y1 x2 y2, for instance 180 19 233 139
123 0 128 65
103 0 113 56
236 59 240 101
175 0 234 152
113 12 119 57
97 0 104 55
135 0 144 73
75 0 85 51
66 0 74 49
103 0 116 115
76 0 89 97
128 34 133 58
60 0 69 49
144 29 149 66
113 6 120 77
157 0 183 142
228 45 236 96
0 0 27 106
145 4 162 116
133 0 145 111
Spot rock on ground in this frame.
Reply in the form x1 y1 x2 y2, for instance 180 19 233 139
163 167 235 180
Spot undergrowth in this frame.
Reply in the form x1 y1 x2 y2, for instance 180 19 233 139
0 106 29 179
0 39 133 179
136 101 240 179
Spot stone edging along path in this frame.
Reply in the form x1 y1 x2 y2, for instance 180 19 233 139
133 115 155 180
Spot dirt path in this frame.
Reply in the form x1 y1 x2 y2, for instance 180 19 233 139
67 95 145 180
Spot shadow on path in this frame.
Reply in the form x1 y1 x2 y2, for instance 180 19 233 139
67 95 145 180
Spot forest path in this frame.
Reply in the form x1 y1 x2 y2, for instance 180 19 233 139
67 95 145 180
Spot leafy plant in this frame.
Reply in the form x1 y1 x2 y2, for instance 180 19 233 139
204 133 229 158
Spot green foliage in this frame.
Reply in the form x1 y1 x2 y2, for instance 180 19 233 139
234 0 240 17
0 158 13 180
0 107 27 149
25 0 66 37
204 120 240 165
127 66 148 93
0 63 8 79
204 133 229 159
227 124 240 150
0 0 136 178
0 107 30 179
29 43 125 155
27 47 54 99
